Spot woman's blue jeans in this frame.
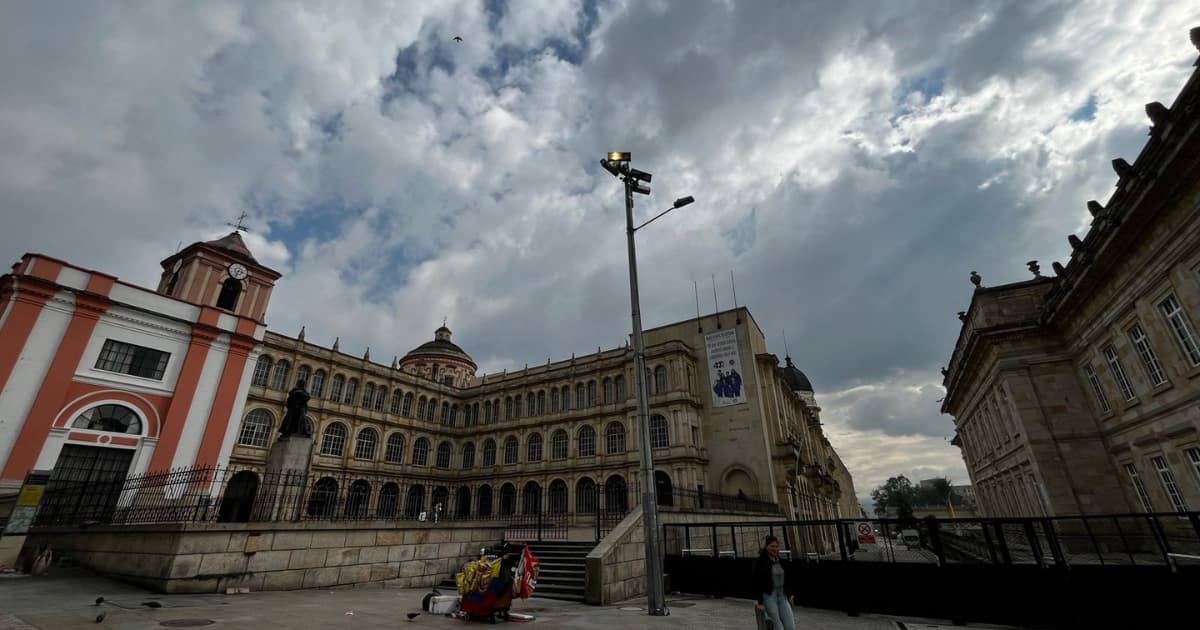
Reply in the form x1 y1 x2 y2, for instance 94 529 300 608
761 590 795 630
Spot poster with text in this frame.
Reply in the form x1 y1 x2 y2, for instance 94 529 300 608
705 329 746 407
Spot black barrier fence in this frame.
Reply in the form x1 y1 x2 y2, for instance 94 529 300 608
663 513 1200 628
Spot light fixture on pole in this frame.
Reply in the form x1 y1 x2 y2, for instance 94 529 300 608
599 151 695 617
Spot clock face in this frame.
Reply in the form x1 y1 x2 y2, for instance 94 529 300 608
228 263 249 280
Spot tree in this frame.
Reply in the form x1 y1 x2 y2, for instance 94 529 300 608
913 477 953 507
870 475 916 519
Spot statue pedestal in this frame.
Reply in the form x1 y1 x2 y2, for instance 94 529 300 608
264 436 313 521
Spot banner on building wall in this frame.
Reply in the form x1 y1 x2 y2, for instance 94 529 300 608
705 329 746 407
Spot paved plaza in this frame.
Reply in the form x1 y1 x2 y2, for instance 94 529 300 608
0 570 1017 630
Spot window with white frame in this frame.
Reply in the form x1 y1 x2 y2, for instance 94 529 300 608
615 375 626 401
237 409 273 447
537 390 545 415
527 433 543 462
997 387 1017 435
503 436 519 465
417 396 427 419
1128 323 1168 386
514 395 521 419
1124 463 1154 512
362 383 375 408
462 442 475 469
576 384 586 409
1104 346 1137 401
577 426 596 457
374 387 385 412
482 439 497 467
1186 447 1200 486
603 378 613 404
436 442 452 469
440 402 450 425
252 355 272 386
354 428 378 460
527 394 536 417
587 380 597 406
296 365 311 389
649 414 669 449
551 429 568 459
344 379 358 403
425 398 437 422
329 375 344 402
320 423 347 456
1151 455 1188 513
561 386 571 410
654 366 667 394
384 434 404 464
1159 294 1200 366
402 392 413 417
270 360 291 390
605 422 626 454
95 339 171 380
310 370 326 397
412 438 430 466
390 389 403 415
505 397 513 421
1084 364 1110 413
989 396 1009 441
551 389 560 413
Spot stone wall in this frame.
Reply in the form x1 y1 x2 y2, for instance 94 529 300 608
26 520 506 594
584 508 781 605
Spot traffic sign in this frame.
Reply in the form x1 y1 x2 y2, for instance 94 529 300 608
856 521 876 544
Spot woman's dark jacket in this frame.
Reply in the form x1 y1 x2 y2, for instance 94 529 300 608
751 551 789 603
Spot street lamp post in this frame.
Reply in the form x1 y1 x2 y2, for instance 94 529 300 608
600 152 694 617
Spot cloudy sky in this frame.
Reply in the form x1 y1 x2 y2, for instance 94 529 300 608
3 1 1198 507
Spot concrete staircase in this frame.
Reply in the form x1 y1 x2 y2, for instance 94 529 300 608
437 540 594 604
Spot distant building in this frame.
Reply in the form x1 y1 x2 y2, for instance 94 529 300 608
941 32 1200 518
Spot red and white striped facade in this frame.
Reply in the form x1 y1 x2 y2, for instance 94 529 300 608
0 235 278 493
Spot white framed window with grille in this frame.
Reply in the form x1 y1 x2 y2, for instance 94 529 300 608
95 339 171 380
605 422 626 454
310 370 326 397
390 390 403 415
527 433 543 462
1103 346 1137 401
296 365 311 389
603 378 613 404
1124 463 1154 512
354 429 378 460
436 442 452 469
483 439 497 467
551 389 560 413
1151 455 1188 513
412 438 430 466
1186 447 1200 487
237 409 273 448
551 430 568 459
503 436 519 465
270 360 291 390
1159 294 1200 366
462 443 475 469
1084 364 1111 413
1128 323 1168 386
329 375 344 402
649 414 669 449
577 426 596 457
320 423 347 457
384 434 404 464
251 355 272 386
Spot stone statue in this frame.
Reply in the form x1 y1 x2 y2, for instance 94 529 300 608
969 271 982 287
278 380 312 439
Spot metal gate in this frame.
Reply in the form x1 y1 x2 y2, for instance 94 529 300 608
36 445 134 525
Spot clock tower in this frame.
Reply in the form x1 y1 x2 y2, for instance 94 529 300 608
157 231 282 323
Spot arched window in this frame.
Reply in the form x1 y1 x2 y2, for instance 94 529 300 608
377 483 400 518
483 439 497 467
548 479 568 514
587 380 597 406
551 429 568 459
514 395 521 419
436 441 452 469
536 390 545 415
650 414 669 449
390 389 403 415
576 477 597 513
560 386 570 410
455 487 471 519
577 425 596 457
237 409 273 447
362 383 375 408
307 477 337 518
551 389 560 413
373 385 386 411
216 277 242 310
484 401 493 423
384 433 405 464
412 437 431 466
527 394 535 417
477 485 493 517
499 483 517 516
344 379 358 403
575 384 585 409
523 481 542 514
354 428 378 460
271 360 291 390
605 475 629 513
329 375 345 402
473 403 480 426
295 365 311 389
462 442 475 469
417 396 428 419
603 378 613 404
311 370 327 397
426 398 437 422
320 423 347 456
402 392 414 417
505 397 513 421
72 404 142 434
440 402 450 426
493 399 500 422
404 485 425 518
655 470 674 507
503 436 519 465
345 480 370 517
615 375 626 401
654 366 668 394
449 404 458 426
605 422 626 454
527 433 543 462
431 487 449 515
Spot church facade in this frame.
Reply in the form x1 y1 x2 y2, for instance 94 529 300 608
229 308 857 524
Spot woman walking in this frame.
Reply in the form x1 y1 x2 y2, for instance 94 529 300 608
752 535 795 630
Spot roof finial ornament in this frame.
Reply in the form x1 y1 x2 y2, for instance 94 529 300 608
1087 200 1104 217
941 367 949 377
1027 260 1041 278
969 271 982 287
392 356 398 370
1146 102 1169 127
957 311 967 322
332 337 340 352
363 347 370 361
1112 158 1135 180
1068 235 1083 250
1052 261 1066 276
1190 26 1200 53
442 315 447 327
298 325 306 341
225 211 252 234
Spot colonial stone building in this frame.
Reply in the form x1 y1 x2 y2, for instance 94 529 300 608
230 308 856 525
941 30 1200 518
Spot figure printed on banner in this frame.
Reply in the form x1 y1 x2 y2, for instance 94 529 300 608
705 329 746 407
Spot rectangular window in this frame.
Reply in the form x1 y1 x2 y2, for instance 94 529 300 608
1128 323 1168 386
1151 456 1188 513
94 339 170 380
1124 463 1154 512
1159 294 1200 366
1186 447 1200 486
997 387 1017 435
1084 364 1111 413
1104 346 1137 401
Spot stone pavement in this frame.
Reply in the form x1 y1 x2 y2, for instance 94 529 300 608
0 570 1017 629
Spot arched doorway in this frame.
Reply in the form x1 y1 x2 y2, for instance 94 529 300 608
604 475 628 513
655 470 674 507
548 479 568 514
522 481 542 514
345 480 370 518
218 471 259 523
377 483 399 518
307 478 338 518
499 483 517 517
431 487 449 521
404 485 426 519
455 486 471 519
478 485 493 517
575 477 597 514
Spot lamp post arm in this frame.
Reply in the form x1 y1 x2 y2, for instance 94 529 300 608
633 205 678 232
